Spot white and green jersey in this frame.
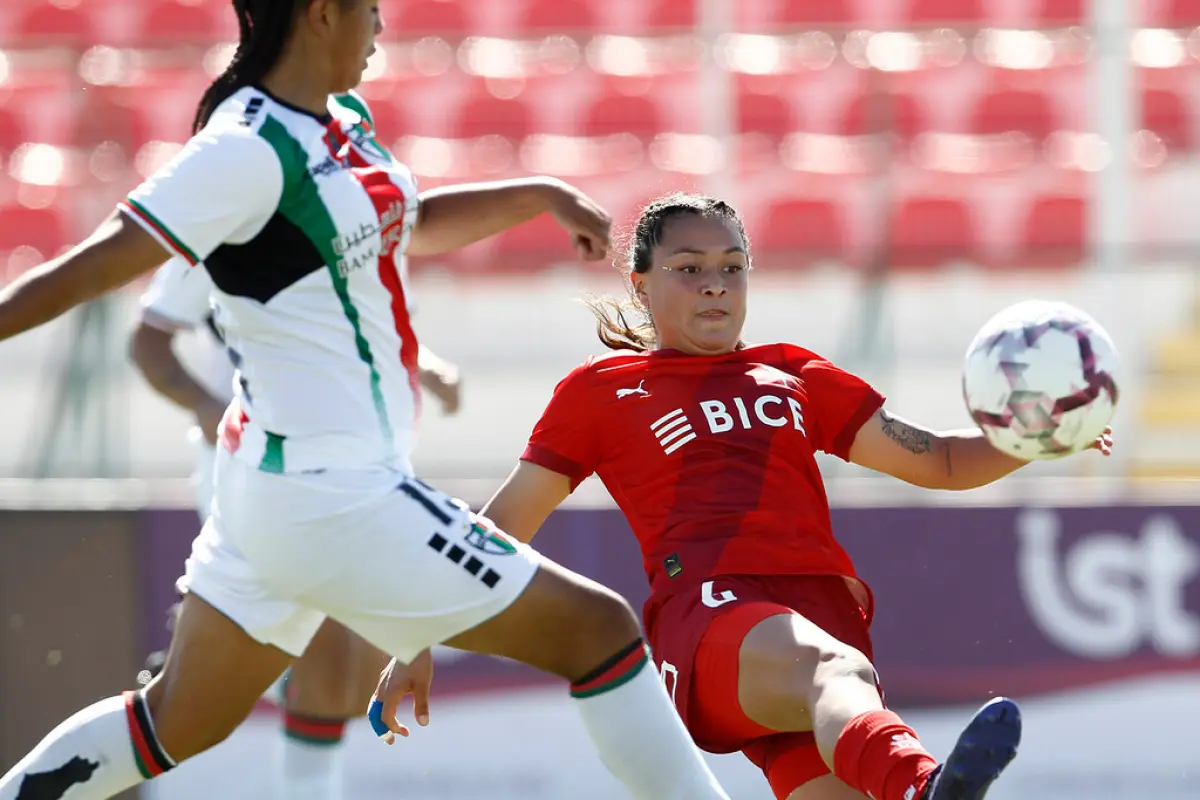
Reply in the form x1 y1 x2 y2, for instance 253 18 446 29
121 86 422 475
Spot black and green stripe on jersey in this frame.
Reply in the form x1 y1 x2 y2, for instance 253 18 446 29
254 115 397 470
123 93 411 475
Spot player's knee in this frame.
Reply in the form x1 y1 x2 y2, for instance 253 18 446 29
810 644 877 696
287 634 364 719
143 680 239 760
554 583 642 682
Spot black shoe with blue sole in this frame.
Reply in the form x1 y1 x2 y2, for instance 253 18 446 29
921 697 1022 800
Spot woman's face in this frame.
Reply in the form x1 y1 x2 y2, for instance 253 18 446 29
324 0 382 92
631 213 749 356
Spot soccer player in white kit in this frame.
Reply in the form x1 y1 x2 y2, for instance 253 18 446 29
0 2 731 799
131 256 462 799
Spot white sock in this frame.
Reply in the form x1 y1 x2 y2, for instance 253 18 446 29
0 692 174 799
570 641 729 800
277 715 346 800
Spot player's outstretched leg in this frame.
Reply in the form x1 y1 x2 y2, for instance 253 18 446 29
919 698 1021 800
437 559 730 800
718 608 1020 800
276 621 388 800
0 594 293 800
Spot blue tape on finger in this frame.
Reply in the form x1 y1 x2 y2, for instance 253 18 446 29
368 699 389 738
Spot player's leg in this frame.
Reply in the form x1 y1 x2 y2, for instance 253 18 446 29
711 578 1019 800
140 427 215 684
783 776 869 800
277 621 387 800
743 736 866 800
0 593 296 799
442 560 730 800
313 479 729 800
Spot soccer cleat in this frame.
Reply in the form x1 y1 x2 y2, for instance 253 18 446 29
920 697 1021 800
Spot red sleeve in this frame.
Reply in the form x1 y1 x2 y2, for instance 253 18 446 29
520 363 601 492
789 350 885 462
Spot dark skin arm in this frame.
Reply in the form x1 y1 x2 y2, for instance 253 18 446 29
0 212 170 341
407 177 611 261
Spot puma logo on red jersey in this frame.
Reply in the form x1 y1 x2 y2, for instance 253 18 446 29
616 379 650 399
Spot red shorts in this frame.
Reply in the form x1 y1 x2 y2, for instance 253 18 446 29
646 574 881 799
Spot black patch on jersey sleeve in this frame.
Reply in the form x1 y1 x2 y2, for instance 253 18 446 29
204 212 326 303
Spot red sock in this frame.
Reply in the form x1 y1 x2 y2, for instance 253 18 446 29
833 710 938 800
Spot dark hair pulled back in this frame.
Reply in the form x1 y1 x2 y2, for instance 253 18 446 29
587 193 749 352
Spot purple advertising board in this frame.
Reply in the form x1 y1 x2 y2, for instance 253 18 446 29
139 503 1200 707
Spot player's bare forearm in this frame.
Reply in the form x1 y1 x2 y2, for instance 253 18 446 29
481 461 572 543
406 177 566 256
129 323 224 414
934 428 1025 490
849 408 1025 491
0 213 168 341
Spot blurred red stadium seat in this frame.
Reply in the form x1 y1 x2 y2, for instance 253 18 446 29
15 2 97 48
492 212 577 271
1017 194 1086 267
0 204 68 259
75 90 152 153
135 0 224 47
1154 0 1200 28
519 0 597 34
754 197 849 266
1032 0 1085 27
582 91 664 139
737 90 798 139
451 89 535 140
771 0 855 29
390 0 471 39
887 195 978 268
1142 87 1193 152
647 0 696 31
839 92 926 141
0 107 27 157
970 87 1058 140
904 0 987 27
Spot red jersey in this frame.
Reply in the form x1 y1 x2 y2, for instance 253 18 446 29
521 343 885 597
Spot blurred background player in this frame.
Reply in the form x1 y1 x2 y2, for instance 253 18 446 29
0 2 733 799
376 194 1113 800
130 254 463 799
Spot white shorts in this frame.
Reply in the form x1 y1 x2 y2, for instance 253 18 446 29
176 447 542 661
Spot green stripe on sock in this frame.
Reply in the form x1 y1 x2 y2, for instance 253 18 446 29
131 748 153 780
570 652 650 699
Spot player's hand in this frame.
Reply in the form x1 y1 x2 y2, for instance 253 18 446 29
546 182 612 262
1086 425 1114 456
194 397 227 447
368 649 433 745
421 362 461 416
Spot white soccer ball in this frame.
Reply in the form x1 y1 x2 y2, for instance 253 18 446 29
962 299 1120 461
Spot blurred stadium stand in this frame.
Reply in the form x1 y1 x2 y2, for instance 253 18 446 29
0 0 1199 478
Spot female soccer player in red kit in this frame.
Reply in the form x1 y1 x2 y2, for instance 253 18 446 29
372 194 1114 800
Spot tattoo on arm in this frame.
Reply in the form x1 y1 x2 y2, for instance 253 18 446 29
879 410 932 455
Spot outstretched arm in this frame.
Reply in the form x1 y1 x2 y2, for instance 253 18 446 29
480 460 573 543
0 213 170 341
407 176 611 260
847 408 1112 491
